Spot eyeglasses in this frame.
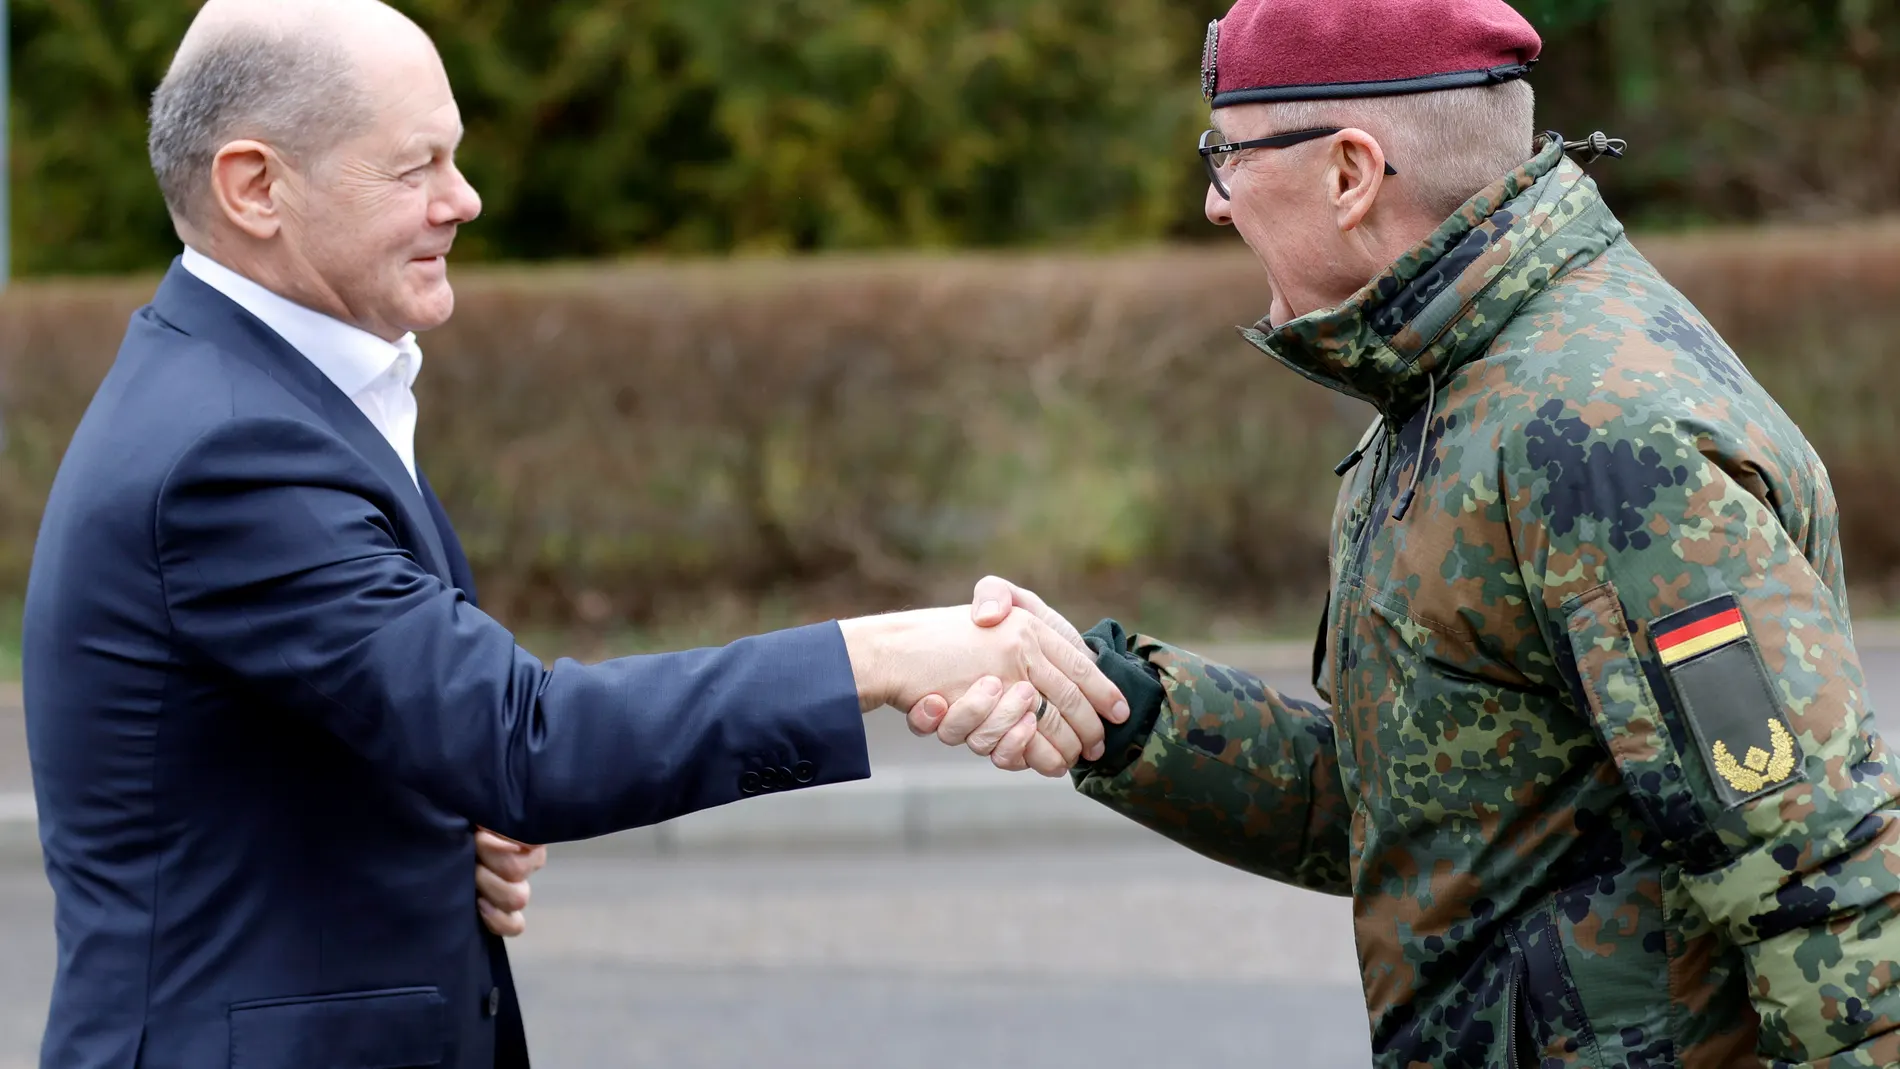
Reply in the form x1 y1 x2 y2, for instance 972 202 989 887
1199 127 1400 200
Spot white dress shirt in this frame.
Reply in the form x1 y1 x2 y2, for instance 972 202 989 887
181 247 425 488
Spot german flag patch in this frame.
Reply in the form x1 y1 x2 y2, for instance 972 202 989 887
1654 598 1749 665
1652 595 1806 809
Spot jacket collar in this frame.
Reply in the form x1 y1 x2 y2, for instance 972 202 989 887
179 247 422 399
149 259 452 580
1242 135 1626 417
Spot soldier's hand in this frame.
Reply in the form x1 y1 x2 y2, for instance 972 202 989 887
842 605 1126 776
905 577 1104 774
968 575 1087 650
918 675 1072 776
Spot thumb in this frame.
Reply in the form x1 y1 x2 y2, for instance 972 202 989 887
970 575 1018 627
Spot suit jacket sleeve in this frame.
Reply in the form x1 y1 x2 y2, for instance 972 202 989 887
154 417 870 844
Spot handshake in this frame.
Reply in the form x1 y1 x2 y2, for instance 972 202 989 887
839 575 1128 777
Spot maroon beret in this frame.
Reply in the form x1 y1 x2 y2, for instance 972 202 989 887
1202 0 1542 107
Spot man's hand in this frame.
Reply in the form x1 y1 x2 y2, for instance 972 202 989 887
965 575 1085 647
901 577 1099 775
475 829 547 938
838 603 1128 777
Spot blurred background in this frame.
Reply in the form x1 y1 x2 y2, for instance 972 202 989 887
5 0 1900 658
0 2 1897 1066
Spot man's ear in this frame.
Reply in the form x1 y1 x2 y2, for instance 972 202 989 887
208 139 288 241
1327 128 1390 234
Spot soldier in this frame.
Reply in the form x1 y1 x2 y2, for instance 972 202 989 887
909 0 1900 1065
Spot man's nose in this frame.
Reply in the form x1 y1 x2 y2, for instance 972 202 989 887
1204 184 1233 227
432 163 483 226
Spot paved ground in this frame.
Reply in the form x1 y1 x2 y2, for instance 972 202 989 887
0 842 1368 1068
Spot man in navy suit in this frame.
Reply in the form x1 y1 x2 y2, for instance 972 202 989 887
20 1 1130 1065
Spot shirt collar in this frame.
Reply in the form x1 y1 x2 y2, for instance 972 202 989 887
181 247 422 397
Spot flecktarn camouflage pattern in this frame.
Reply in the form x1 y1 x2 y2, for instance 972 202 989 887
1076 135 1900 1068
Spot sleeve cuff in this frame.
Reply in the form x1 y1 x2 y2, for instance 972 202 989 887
1072 618 1165 781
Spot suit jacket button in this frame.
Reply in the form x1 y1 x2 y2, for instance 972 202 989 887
777 765 797 787
793 761 816 783
758 767 781 791
740 771 762 794
485 986 501 1018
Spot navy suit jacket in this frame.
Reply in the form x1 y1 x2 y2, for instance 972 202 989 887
22 263 871 1068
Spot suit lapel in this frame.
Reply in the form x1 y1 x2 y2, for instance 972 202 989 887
150 261 453 581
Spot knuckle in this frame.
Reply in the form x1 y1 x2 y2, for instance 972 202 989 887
1006 627 1033 658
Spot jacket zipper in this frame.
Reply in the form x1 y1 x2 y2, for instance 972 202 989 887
1348 426 1394 574
1505 970 1522 1069
1333 426 1396 701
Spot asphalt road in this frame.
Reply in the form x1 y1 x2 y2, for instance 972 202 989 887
0 843 1368 1069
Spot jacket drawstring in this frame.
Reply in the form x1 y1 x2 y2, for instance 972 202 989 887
1391 373 1437 522
1334 416 1384 477
1562 131 1626 166
1331 374 1437 521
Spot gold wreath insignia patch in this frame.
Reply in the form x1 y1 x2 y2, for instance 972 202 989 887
1653 594 1807 808
1710 718 1798 795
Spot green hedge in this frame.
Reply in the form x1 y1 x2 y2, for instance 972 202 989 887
5 230 1900 633
9 0 1898 275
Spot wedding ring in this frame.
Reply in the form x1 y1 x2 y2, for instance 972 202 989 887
1035 696 1055 725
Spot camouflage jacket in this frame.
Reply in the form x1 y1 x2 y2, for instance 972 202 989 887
1077 137 1900 1068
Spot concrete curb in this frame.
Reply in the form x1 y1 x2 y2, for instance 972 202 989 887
0 767 1151 867
572 766 1152 859
0 795 41 868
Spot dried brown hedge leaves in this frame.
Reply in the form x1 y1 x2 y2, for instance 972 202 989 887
3 226 1898 630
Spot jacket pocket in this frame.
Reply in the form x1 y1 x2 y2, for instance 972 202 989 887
1560 583 1723 863
1505 904 1602 1069
229 986 446 1069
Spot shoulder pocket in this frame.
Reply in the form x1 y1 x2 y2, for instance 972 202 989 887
229 986 446 1069
1561 583 1724 863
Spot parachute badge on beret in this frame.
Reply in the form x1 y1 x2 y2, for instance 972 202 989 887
1202 20 1221 102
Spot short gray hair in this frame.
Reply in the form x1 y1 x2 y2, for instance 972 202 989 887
1263 80 1537 223
148 29 371 225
